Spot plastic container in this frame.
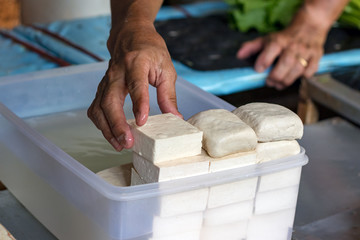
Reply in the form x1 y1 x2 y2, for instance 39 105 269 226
0 62 308 240
21 0 110 24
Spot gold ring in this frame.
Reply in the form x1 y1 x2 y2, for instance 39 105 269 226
298 57 308 68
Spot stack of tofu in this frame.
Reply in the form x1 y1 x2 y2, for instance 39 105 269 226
96 102 304 240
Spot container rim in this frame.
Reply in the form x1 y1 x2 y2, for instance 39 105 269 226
92 148 309 201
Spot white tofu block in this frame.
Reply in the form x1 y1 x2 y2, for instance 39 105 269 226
207 177 258 208
256 140 301 163
157 188 209 217
150 230 201 240
247 208 296 240
0 224 15 240
95 163 132 186
258 167 302 192
209 150 256 172
203 201 253 226
128 113 203 163
232 102 303 142
201 221 248 240
132 151 209 183
187 109 257 158
130 168 146 186
254 186 299 215
152 212 203 238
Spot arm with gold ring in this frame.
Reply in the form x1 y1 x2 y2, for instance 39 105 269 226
237 0 350 90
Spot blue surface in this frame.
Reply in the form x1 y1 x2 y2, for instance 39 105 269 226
1 1 360 95
0 35 58 76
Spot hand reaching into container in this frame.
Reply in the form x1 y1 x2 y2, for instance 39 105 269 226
87 0 181 151
236 0 350 90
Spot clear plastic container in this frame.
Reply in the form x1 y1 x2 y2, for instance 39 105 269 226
0 62 308 240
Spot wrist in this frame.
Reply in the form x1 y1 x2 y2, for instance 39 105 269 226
283 4 332 44
302 3 335 31
108 20 156 54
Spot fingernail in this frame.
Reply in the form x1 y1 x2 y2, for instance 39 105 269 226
117 134 133 149
110 138 122 151
136 112 147 126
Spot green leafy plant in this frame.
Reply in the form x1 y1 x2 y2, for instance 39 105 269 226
338 0 360 28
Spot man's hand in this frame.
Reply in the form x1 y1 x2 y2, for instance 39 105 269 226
88 22 181 151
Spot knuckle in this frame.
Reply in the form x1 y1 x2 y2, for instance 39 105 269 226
87 105 94 119
100 90 116 111
124 51 137 66
127 79 146 94
109 121 122 132
284 54 296 66
269 72 282 83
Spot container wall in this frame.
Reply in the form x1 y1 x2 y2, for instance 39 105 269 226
0 63 307 240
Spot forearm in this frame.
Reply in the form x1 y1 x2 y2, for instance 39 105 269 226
295 0 350 31
111 0 162 29
108 0 163 52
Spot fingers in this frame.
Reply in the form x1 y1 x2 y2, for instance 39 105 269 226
236 37 264 59
304 50 322 79
100 79 134 149
88 68 134 150
88 93 123 151
125 56 150 127
262 34 323 90
254 36 283 73
156 72 183 119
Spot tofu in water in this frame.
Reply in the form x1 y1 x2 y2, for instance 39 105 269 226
133 151 210 183
96 163 132 186
209 150 256 172
256 140 300 163
130 168 146 186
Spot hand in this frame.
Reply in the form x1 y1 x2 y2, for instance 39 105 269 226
87 23 182 151
237 9 329 90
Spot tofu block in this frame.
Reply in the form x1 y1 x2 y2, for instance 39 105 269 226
256 140 300 163
247 208 296 240
157 188 209 217
207 177 258 208
203 201 253 226
232 103 303 142
254 186 299 215
201 221 248 240
132 151 209 183
130 168 146 186
187 109 257 158
128 113 203 163
152 212 203 238
0 224 15 240
150 230 201 240
95 163 132 186
258 167 302 192
209 150 256 172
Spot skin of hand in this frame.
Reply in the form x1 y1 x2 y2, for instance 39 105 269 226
237 0 350 90
87 0 182 151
